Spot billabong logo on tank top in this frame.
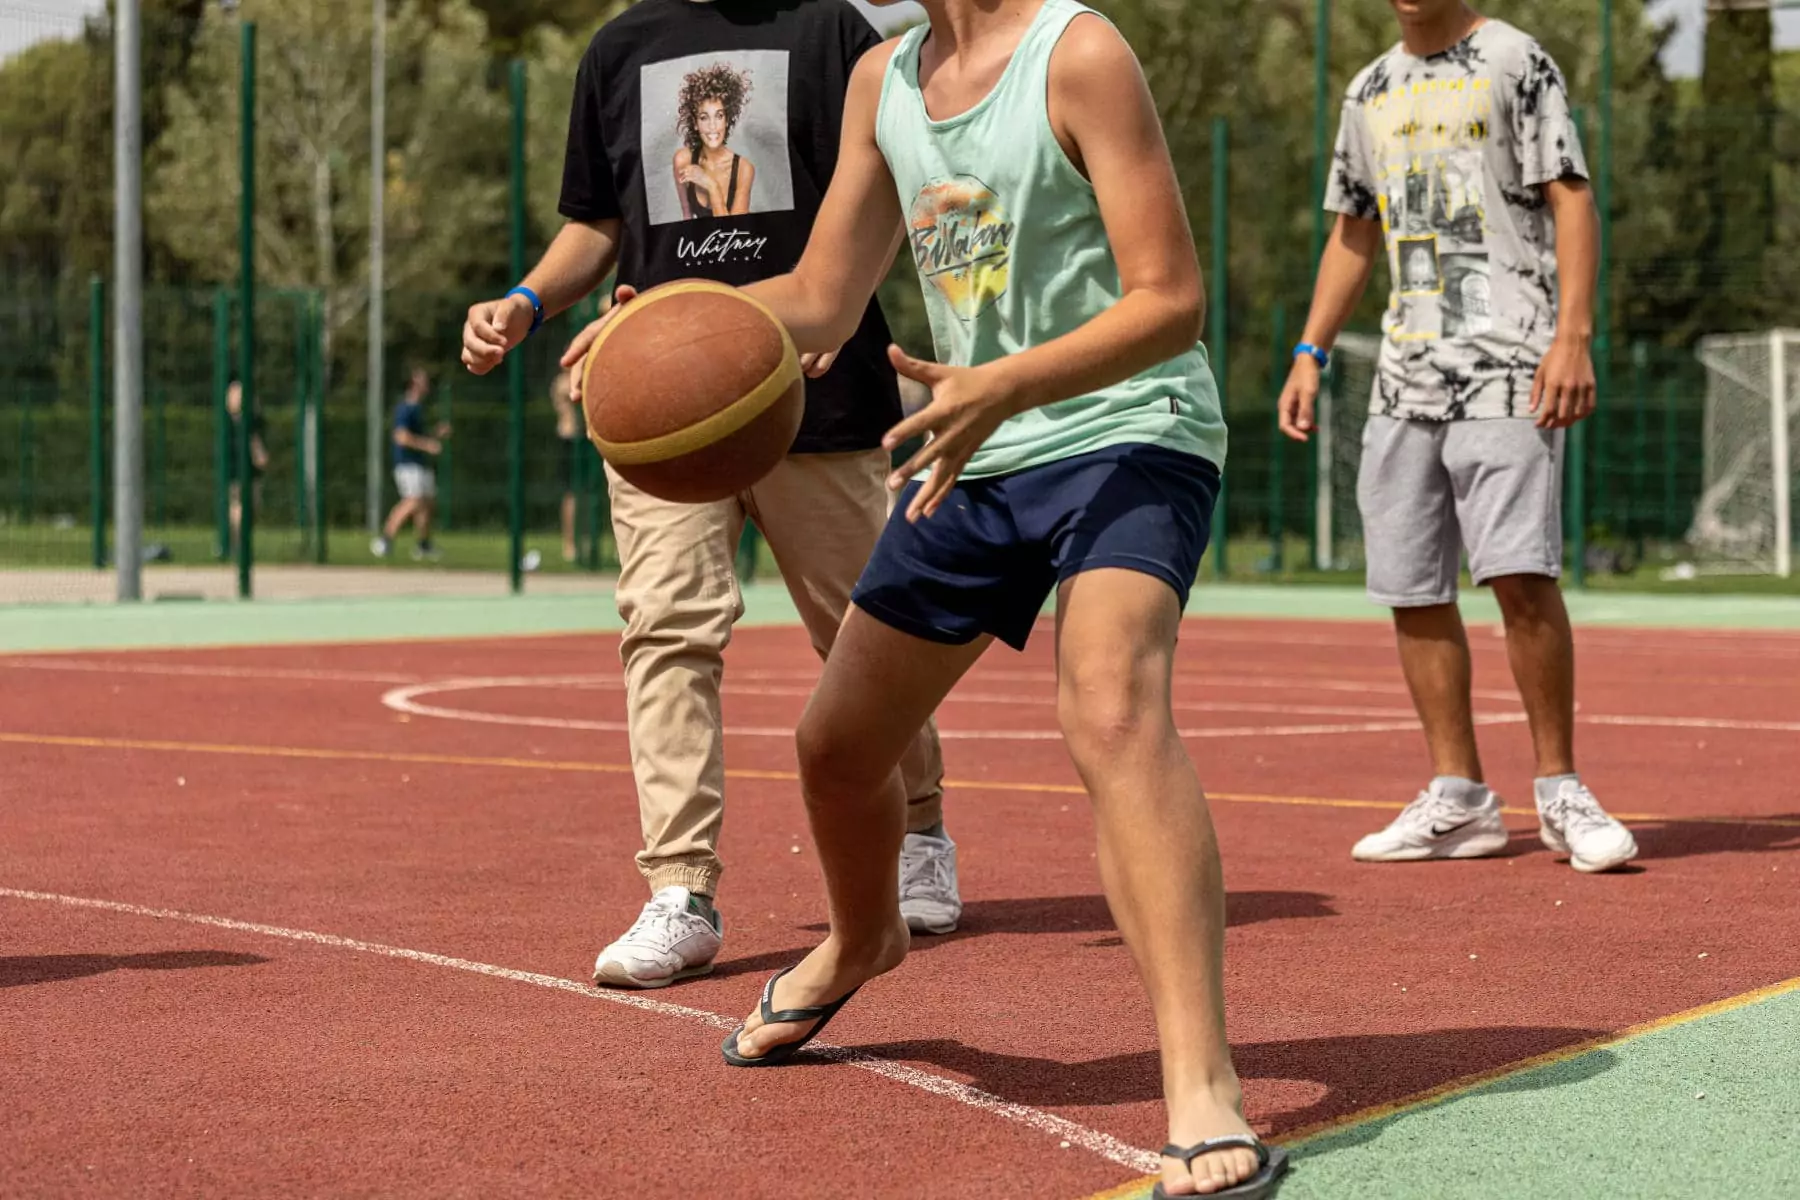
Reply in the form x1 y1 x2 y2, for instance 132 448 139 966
908 175 1015 322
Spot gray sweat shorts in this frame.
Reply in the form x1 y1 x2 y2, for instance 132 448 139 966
1357 415 1564 607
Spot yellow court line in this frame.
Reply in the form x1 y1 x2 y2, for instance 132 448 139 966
1078 972 1800 1200
6 731 1799 830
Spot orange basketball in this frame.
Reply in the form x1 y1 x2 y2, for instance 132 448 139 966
582 280 804 504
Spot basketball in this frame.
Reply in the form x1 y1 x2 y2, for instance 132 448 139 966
581 280 804 504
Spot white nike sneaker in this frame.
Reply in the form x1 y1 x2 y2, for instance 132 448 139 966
1351 782 1510 862
1538 781 1638 873
592 886 723 989
899 829 962 935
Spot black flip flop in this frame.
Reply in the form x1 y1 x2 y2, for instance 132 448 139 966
719 966 861 1068
1150 1136 1288 1199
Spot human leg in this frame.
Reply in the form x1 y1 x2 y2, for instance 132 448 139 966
1450 421 1635 870
591 467 745 987
608 465 745 899
747 451 957 932
1053 569 1263 1195
726 607 985 1058
1352 417 1507 861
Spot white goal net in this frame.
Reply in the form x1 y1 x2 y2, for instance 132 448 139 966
1692 330 1797 577
1316 333 1382 571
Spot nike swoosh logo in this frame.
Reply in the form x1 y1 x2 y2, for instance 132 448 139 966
1429 818 1474 836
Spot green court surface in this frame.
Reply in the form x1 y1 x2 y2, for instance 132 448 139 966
4 582 1800 654
1099 979 1800 1200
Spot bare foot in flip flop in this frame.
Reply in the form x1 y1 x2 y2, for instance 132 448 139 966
725 920 910 1064
1153 1080 1287 1197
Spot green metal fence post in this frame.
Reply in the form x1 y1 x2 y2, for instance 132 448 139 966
736 525 760 583
294 294 309 551
1210 116 1230 579
1661 375 1677 539
151 381 166 528
89 275 107 569
20 382 34 523
213 288 231 558
1268 302 1287 572
507 59 527 595
237 20 257 600
1630 341 1648 544
312 292 327 564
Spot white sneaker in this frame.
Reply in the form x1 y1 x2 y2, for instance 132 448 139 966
899 829 962 934
370 536 391 559
1538 781 1638 873
592 886 723 989
1351 782 1510 862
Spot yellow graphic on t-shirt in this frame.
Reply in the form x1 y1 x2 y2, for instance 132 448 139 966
909 176 1015 323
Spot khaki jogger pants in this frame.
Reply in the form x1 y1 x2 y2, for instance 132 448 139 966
607 449 947 899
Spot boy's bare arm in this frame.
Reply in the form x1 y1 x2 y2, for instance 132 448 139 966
1277 214 1382 441
1531 178 1598 429
463 219 622 376
740 45 906 353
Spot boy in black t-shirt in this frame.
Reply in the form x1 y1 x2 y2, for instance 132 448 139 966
461 0 956 991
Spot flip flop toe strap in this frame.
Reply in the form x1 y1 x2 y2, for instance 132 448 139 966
1160 1136 1271 1174
758 967 838 1026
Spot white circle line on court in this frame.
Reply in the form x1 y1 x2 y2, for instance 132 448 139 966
379 677 1531 741
380 676 1800 740
0 886 1159 1175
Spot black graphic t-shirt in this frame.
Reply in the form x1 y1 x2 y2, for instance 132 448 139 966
560 0 900 454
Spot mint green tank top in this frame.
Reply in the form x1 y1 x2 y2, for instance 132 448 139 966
875 0 1228 480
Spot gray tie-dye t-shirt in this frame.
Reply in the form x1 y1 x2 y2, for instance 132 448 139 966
1325 20 1588 421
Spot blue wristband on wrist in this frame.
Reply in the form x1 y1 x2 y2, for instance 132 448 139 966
505 286 545 336
1294 342 1330 369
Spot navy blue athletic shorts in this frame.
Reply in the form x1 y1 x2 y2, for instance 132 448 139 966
850 443 1220 652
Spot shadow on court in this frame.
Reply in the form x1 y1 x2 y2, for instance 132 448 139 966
0 950 269 989
1632 816 1800 861
796 890 1338 937
852 1025 1612 1133
717 891 1339 977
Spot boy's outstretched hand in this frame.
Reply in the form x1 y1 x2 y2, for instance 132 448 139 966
881 345 1014 523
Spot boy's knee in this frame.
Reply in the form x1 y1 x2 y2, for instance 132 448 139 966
795 712 875 799
1489 573 1561 624
1057 660 1163 763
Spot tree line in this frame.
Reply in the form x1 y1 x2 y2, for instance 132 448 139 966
1 0 1793 411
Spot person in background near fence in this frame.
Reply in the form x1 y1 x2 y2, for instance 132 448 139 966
551 372 581 564
1278 0 1637 873
372 366 450 563
458 0 959 991
225 378 269 556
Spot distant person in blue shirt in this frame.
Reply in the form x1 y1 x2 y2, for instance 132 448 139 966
372 367 451 561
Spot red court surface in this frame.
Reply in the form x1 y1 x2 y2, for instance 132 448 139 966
3 618 1798 1197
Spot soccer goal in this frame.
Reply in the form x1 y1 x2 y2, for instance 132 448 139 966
1691 330 1798 578
1316 332 1382 571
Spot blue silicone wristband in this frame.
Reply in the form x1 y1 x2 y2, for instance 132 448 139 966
506 286 545 335
1294 342 1330 369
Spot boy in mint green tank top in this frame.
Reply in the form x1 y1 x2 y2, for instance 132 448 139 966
567 2 1278 1194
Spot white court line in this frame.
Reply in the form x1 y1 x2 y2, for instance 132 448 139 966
0 886 1158 1174
380 677 1527 741
1583 714 1800 733
4 656 1528 702
0 659 421 684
